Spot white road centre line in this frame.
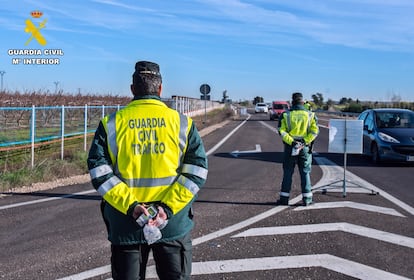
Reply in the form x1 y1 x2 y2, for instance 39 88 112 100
294 201 405 217
206 114 250 156
232 222 414 249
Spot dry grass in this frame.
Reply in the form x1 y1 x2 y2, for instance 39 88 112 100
192 106 236 130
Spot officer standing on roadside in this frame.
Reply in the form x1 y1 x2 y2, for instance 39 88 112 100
87 60 208 280
304 100 312 111
276 92 319 206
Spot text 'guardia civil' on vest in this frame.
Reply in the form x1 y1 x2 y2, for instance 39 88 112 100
128 118 166 129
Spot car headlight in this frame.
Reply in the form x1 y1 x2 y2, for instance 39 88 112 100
378 132 400 143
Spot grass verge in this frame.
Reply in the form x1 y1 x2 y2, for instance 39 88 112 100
1 149 89 192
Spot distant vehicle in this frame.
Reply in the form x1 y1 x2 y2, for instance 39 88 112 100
255 102 268 113
269 101 290 120
358 108 414 163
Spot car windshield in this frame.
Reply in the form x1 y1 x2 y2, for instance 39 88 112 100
375 111 414 128
273 104 288 109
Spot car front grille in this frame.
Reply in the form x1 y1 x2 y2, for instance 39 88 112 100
393 146 414 156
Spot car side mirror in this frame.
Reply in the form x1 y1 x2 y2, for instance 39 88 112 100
363 125 373 133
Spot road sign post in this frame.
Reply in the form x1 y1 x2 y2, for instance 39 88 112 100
200 84 211 124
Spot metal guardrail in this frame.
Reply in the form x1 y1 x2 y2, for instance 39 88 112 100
0 97 223 168
0 105 121 168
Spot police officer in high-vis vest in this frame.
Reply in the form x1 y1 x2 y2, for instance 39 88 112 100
304 100 312 111
276 92 319 206
87 61 208 280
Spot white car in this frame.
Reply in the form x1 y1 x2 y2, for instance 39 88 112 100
255 102 268 113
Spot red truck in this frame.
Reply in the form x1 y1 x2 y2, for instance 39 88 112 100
269 101 290 120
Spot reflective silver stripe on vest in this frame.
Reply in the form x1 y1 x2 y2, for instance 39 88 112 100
177 175 200 195
179 114 188 158
280 131 288 138
97 176 123 196
306 112 312 134
285 111 291 132
106 112 118 161
124 176 176 187
182 164 208 180
89 164 113 179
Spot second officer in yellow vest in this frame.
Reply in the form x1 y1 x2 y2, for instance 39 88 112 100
87 61 208 280
276 92 319 206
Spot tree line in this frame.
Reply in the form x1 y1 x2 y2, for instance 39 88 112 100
0 91 132 107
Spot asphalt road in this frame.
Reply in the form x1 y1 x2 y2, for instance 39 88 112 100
1 112 413 280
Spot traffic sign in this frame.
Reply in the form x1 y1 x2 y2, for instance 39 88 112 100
200 84 211 95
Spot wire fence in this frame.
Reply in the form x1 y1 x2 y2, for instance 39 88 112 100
0 96 223 169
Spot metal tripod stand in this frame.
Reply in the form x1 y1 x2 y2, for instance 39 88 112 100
312 117 379 197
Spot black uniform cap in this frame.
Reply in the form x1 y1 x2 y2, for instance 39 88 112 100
292 92 303 103
134 61 161 77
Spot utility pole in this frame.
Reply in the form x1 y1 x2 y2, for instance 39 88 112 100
54 81 59 94
0 71 5 93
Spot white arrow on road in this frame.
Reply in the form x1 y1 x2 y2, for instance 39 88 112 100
230 144 261 157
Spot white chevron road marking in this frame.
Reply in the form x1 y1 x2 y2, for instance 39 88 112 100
144 254 411 280
294 201 405 217
232 222 414 249
312 156 414 216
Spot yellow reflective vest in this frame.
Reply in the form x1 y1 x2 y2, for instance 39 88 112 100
89 98 208 215
278 107 319 145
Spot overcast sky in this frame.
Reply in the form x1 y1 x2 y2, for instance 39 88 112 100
1 0 413 102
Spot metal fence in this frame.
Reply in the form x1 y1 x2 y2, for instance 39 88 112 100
0 96 223 168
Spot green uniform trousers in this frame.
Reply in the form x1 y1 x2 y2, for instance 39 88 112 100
111 232 192 280
280 143 313 204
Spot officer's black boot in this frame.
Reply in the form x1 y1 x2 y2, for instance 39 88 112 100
275 196 289 206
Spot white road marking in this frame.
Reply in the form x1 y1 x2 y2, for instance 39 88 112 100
232 222 414 249
57 265 111 280
313 155 414 216
294 201 405 217
143 254 411 280
259 120 278 133
191 192 303 246
230 144 261 157
0 189 96 210
206 114 250 156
